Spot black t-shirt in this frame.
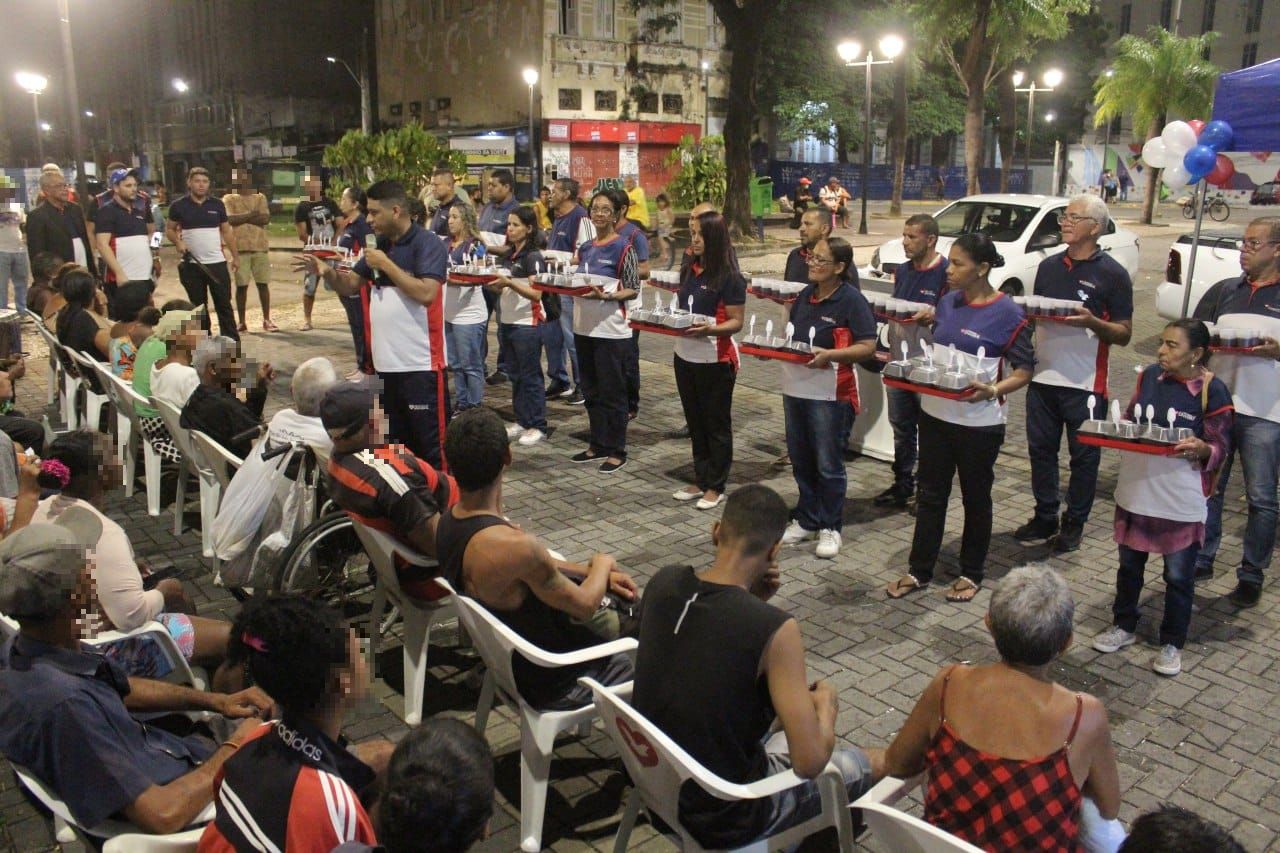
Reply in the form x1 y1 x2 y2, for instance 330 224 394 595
56 308 107 361
633 565 792 848
294 199 340 242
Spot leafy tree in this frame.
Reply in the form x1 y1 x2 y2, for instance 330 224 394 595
663 134 728 208
1093 27 1218 223
322 123 465 199
913 0 1088 195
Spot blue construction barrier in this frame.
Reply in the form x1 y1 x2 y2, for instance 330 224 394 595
767 161 1030 202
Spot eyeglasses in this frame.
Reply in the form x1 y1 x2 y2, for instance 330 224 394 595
589 206 616 215
807 255 834 266
1059 214 1095 224
1241 239 1280 251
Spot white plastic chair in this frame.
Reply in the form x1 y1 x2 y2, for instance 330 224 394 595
12 764 213 848
190 430 242 492
30 319 61 409
88 360 132 469
582 677 857 853
435 577 638 853
64 347 110 432
851 775 984 853
349 521 454 726
86 620 209 691
152 397 218 554
34 326 80 429
100 371 164 515
102 827 204 852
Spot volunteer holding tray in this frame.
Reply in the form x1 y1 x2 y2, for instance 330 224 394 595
492 207 549 447
1092 319 1232 677
887 234 1032 603
445 203 487 411
671 210 746 510
778 237 876 559
570 191 640 474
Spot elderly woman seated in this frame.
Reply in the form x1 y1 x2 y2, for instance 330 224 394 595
264 356 338 462
884 564 1121 851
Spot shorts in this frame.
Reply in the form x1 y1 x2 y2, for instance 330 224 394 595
99 612 196 678
303 260 336 296
235 252 271 287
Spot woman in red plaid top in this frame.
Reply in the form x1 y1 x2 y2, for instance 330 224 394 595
883 565 1121 851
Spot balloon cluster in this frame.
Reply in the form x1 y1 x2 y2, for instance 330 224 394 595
1141 119 1235 191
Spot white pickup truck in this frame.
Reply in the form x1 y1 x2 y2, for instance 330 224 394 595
1154 231 1243 320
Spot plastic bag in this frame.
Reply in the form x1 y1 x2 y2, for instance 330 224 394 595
211 437 294 561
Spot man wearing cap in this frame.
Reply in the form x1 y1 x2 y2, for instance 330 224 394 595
0 512 273 835
87 161 150 270
25 170 96 277
819 176 851 229
95 168 157 319
322 382 459 571
167 167 239 341
789 177 813 229
180 336 274 459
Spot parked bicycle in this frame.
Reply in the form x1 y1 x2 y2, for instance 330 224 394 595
1182 192 1230 222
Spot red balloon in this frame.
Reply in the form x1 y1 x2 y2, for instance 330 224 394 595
1188 119 1206 136
1206 153 1236 187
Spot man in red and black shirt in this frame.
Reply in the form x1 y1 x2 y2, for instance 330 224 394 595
320 383 457 597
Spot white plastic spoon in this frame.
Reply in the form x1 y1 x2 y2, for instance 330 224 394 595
1167 407 1177 430
1110 398 1122 425
809 326 817 351
1088 393 1097 422
785 322 795 346
748 315 757 339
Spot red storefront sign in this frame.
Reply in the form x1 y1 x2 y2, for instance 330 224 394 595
638 122 700 144
545 120 701 144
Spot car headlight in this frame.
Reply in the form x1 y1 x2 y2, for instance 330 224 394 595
871 248 880 270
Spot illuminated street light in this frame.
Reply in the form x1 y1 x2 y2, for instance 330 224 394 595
1042 67 1064 88
1012 69 1025 87
83 109 93 117
1014 68 1064 179
15 71 49 162
522 68 540 194
326 56 371 134
837 35 903 234
172 77 189 93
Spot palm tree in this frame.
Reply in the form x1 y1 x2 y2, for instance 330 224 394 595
1093 28 1218 224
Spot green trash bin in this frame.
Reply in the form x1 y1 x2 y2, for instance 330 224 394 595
749 177 774 217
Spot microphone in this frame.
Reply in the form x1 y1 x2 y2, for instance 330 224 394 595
365 233 380 282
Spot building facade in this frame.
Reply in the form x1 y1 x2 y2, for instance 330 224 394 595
375 0 729 196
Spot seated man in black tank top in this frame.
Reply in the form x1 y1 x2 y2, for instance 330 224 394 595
633 485 883 849
438 408 639 711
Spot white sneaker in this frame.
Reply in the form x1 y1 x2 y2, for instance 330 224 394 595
1091 626 1136 654
517 428 545 447
672 487 701 502
1152 644 1182 676
781 520 815 545
505 423 524 440
816 529 842 558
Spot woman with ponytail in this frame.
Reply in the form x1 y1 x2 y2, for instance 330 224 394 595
29 430 238 688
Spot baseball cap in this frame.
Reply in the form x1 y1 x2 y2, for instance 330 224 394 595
109 167 141 186
0 509 102 620
798 177 812 186
153 308 204 340
320 382 378 438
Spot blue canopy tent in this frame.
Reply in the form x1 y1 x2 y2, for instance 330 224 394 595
1178 59 1280 316
1211 57 1280 151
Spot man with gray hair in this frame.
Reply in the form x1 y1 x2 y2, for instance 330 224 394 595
0 512 273 836
1015 194 1133 553
24 170 95 275
180 336 276 458
265 356 338 460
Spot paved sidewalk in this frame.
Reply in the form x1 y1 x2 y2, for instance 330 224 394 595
3 236 1279 850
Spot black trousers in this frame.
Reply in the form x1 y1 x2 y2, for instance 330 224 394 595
625 329 641 414
381 370 451 470
178 260 238 341
576 335 629 459
0 412 44 453
674 356 735 493
908 411 1004 584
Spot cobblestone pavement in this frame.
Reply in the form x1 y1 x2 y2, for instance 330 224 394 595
4 210 1279 852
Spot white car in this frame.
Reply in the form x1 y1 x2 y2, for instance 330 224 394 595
1155 231 1243 320
864 194 1141 296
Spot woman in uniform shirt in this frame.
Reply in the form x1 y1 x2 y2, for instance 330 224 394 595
444 203 487 411
887 234 1032 603
671 211 745 510
571 191 639 474
493 207 548 447
778 237 877 559
336 185 373 376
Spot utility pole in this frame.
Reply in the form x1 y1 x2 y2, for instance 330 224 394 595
57 0 87 199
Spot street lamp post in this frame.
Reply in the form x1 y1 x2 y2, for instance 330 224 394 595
522 68 540 196
15 71 48 164
1014 68 1062 189
327 56 371 134
700 60 710 139
837 35 903 235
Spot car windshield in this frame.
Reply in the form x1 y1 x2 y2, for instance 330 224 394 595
933 201 1040 242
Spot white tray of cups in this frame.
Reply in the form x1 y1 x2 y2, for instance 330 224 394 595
630 292 709 336
882 342 994 399
1211 326 1267 354
1013 295 1084 321
1077 398 1190 456
748 277 805 303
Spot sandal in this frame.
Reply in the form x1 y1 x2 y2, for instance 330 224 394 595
886 574 927 599
945 577 982 603
262 320 279 332
300 322 313 332
237 322 249 333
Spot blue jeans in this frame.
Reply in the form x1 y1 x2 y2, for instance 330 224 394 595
340 293 367 369
506 324 547 430
542 310 572 386
556 296 580 386
1113 542 1199 648
1026 382 1102 525
886 386 921 491
783 395 849 532
1200 415 1280 585
757 732 873 843
446 321 486 410
0 251 29 314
